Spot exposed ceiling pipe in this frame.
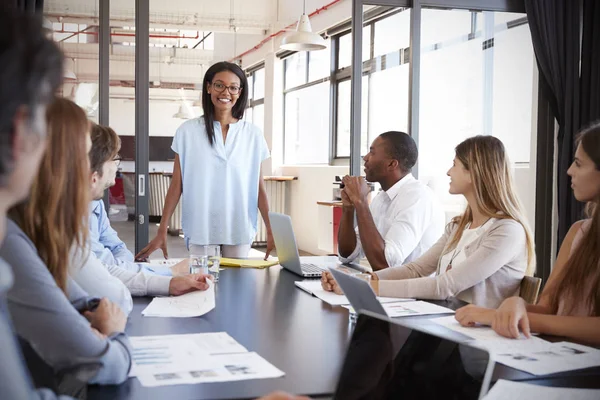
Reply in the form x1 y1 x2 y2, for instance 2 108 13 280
53 28 200 40
229 0 342 62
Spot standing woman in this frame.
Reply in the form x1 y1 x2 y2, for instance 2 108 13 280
137 62 274 260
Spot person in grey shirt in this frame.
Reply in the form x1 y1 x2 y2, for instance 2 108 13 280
0 7 127 398
1 219 133 387
0 259 73 400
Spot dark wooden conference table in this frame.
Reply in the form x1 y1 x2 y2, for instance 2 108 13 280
89 266 600 400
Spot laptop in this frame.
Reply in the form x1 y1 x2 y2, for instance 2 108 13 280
269 212 340 278
329 268 387 315
333 310 496 400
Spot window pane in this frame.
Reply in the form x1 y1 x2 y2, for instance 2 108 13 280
244 107 253 123
418 9 536 215
253 68 265 99
253 104 264 133
421 9 474 48
284 52 307 90
368 65 409 138
308 43 331 81
336 77 369 158
284 83 330 164
338 25 371 69
373 9 411 58
419 10 483 186
492 16 534 163
247 73 254 101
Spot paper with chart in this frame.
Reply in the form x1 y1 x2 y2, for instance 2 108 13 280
295 280 412 306
431 316 600 375
138 332 248 355
141 280 215 317
484 380 600 400
343 300 455 317
128 333 284 387
128 336 215 377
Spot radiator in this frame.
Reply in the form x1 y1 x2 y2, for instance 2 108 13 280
122 173 289 241
254 179 292 245
121 172 183 235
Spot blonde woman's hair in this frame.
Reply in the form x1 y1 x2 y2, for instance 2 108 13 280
443 135 536 276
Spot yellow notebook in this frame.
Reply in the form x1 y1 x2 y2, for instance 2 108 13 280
220 257 279 269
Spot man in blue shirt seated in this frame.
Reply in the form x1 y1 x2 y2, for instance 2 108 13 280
88 124 170 276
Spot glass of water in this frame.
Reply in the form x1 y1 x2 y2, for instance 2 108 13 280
348 273 372 324
189 244 221 282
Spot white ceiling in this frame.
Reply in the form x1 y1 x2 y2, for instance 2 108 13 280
44 0 280 33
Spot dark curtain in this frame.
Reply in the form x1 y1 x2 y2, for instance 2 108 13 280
15 0 44 13
525 0 600 246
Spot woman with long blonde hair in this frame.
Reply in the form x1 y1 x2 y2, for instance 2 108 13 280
1 98 132 389
456 124 600 345
323 135 535 308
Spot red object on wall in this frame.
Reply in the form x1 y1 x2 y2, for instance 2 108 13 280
332 206 343 254
109 177 126 205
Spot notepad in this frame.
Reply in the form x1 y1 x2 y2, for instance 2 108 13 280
295 280 412 306
220 257 279 269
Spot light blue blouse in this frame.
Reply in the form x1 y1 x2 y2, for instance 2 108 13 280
173 118 270 246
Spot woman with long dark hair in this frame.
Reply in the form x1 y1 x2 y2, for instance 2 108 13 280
456 124 600 345
137 62 274 260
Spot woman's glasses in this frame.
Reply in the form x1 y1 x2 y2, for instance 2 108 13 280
211 82 241 95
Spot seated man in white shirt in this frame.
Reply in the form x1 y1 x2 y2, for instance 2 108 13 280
338 131 445 271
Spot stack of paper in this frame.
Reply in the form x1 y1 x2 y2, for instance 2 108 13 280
430 316 600 375
295 280 412 306
142 281 215 317
484 380 600 400
129 333 285 387
343 300 455 318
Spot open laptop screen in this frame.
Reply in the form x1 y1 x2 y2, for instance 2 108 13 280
334 311 494 400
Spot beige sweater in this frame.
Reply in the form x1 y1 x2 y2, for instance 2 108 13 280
376 218 528 308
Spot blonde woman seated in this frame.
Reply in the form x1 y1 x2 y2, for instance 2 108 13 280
322 136 535 308
456 124 600 345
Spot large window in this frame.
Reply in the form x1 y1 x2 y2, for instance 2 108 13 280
245 66 265 132
280 7 534 169
418 9 535 187
282 44 331 164
335 9 411 159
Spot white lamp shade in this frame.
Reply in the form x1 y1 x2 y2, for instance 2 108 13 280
280 14 327 52
173 104 194 119
63 58 77 81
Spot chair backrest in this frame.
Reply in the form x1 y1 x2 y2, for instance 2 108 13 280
519 276 542 304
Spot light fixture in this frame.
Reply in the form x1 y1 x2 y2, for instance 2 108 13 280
64 57 77 81
280 0 327 52
173 103 194 119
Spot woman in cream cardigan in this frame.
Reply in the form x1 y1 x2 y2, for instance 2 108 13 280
322 135 535 308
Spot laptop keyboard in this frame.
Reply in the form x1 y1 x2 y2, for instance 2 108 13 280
301 263 324 275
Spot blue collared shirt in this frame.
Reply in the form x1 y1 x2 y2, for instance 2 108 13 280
88 200 171 276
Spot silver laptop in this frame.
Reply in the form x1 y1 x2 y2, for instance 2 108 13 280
269 212 339 278
329 268 387 316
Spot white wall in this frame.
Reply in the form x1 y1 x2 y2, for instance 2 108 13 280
281 165 348 255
